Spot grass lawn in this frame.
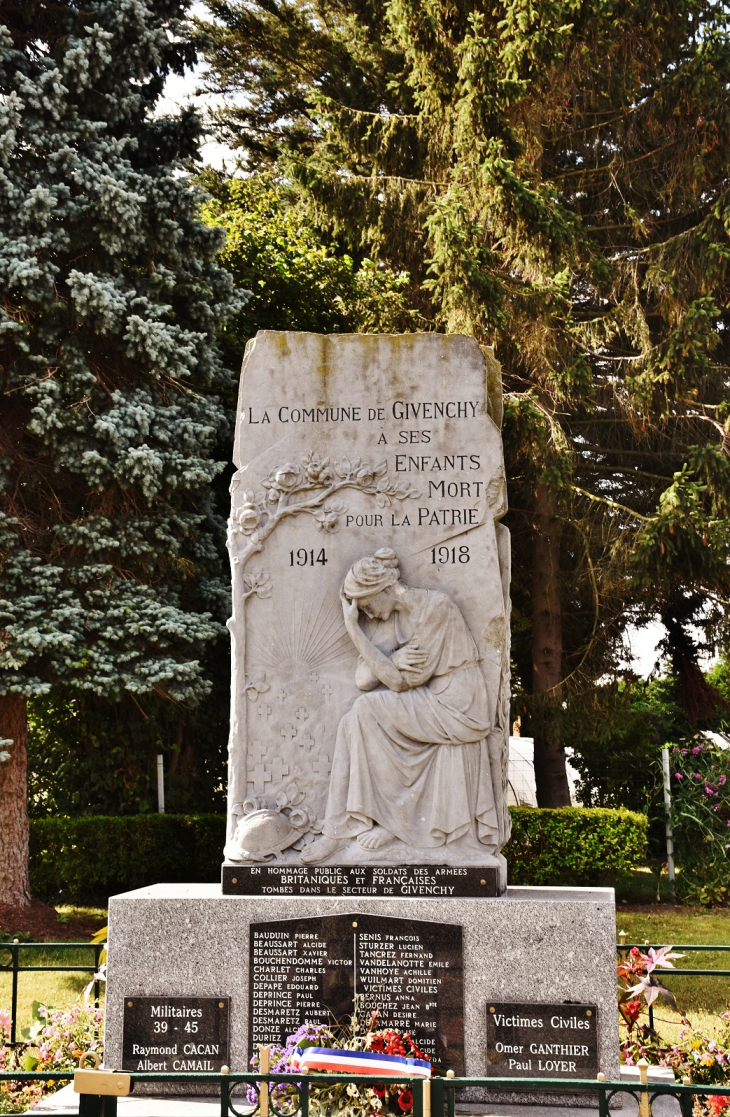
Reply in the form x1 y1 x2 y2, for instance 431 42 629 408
0 907 107 1036
618 906 730 1046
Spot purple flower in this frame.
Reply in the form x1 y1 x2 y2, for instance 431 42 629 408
721 775 727 785
675 773 684 780
706 787 716 795
693 747 701 755
693 773 702 780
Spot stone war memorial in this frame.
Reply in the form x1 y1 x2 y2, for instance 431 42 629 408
104 333 619 1091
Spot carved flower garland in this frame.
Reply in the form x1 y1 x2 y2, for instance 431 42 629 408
228 451 420 563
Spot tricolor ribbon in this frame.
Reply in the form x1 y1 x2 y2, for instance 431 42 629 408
289 1047 431 1078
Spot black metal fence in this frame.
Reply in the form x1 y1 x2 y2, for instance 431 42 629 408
1 1068 729 1117
0 941 105 1045
617 937 730 1031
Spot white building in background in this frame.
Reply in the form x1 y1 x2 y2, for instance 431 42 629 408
507 737 581 807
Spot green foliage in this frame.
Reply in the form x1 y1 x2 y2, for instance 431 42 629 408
199 172 418 366
566 676 694 809
505 806 648 886
29 808 646 900
29 815 226 902
668 739 730 906
27 686 228 817
0 0 246 707
200 0 730 736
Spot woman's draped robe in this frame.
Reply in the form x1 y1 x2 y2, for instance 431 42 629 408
322 588 500 851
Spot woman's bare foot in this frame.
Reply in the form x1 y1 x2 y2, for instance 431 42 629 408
357 825 395 851
300 836 346 864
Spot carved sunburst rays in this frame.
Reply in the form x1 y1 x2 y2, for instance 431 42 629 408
248 593 354 678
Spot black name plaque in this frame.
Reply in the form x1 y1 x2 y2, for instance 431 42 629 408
486 1002 598 1079
249 912 464 1071
122 996 230 1072
223 864 500 896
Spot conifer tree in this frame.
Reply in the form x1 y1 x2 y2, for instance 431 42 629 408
201 0 730 804
0 0 244 904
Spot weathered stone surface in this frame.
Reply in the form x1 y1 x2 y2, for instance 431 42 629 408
225 332 511 871
104 883 620 1095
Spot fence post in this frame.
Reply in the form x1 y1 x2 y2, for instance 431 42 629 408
679 1075 693 1117
661 747 676 897
258 1044 270 1117
431 1076 444 1117
445 1069 455 1117
638 1057 651 1117
412 1077 424 1117
10 940 19 1046
157 754 165 814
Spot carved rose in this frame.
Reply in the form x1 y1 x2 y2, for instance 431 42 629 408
272 463 302 491
266 488 280 505
356 465 375 485
235 503 261 534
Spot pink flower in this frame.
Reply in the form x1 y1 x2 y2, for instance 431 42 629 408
640 946 684 974
675 773 684 780
693 747 701 754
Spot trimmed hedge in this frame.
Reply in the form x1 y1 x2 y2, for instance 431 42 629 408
29 807 648 902
29 815 226 902
505 806 648 886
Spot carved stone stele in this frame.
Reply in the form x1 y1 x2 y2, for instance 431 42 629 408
225 332 510 874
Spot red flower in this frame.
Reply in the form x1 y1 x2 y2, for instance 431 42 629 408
370 1036 385 1053
708 1098 730 1115
398 1090 413 1112
623 1001 642 1025
372 1083 386 1098
629 947 642 960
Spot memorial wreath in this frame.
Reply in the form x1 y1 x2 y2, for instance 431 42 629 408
248 1006 431 1117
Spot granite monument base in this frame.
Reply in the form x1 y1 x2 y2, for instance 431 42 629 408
104 884 619 1104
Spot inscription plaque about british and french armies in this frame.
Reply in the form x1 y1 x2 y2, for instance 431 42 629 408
121 997 230 1072
249 912 464 1071
223 333 512 885
486 1003 598 1079
223 863 501 896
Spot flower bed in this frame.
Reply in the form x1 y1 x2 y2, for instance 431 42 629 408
0 1002 103 1114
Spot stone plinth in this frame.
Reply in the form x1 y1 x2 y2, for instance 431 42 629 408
105 883 619 1100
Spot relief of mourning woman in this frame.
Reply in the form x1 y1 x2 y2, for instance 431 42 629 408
301 548 501 864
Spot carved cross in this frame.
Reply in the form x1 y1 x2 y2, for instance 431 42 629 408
321 683 334 698
295 706 309 721
271 756 290 784
249 739 266 765
298 734 315 755
248 763 272 790
310 755 329 776
276 689 287 703
256 703 272 719
280 723 297 742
